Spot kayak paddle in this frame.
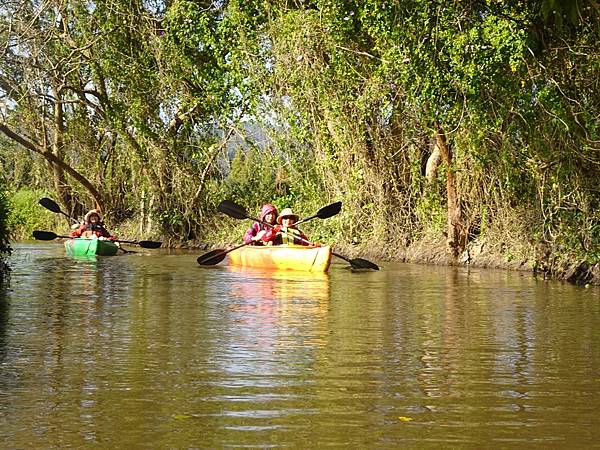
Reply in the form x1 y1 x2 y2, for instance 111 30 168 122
33 230 162 249
197 201 344 267
39 197 79 223
212 200 379 270
196 242 250 266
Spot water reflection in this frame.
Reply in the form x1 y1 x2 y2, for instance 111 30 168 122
218 267 330 365
0 289 8 362
2 246 600 448
226 266 330 300
166 267 334 440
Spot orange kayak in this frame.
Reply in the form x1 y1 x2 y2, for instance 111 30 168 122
227 245 332 272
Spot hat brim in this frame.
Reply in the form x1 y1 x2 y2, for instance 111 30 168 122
277 214 299 224
84 211 102 222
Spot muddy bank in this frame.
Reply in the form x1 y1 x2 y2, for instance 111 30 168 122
350 236 599 287
393 237 598 287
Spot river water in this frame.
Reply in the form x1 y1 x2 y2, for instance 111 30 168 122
1 242 599 448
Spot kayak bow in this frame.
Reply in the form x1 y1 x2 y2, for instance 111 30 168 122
226 244 332 272
64 238 119 256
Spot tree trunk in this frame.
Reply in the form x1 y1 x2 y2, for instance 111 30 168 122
435 121 466 257
51 87 86 216
425 140 441 183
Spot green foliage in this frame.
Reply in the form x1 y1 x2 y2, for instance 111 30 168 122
219 147 294 211
0 185 9 254
416 188 446 236
7 190 64 241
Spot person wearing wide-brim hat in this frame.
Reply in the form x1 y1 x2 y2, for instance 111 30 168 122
84 209 103 224
71 209 116 240
273 208 309 246
276 208 299 224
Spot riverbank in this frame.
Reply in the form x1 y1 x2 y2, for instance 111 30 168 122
9 207 597 287
397 237 598 287
161 232 599 287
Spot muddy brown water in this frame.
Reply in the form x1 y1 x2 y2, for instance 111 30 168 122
1 242 599 448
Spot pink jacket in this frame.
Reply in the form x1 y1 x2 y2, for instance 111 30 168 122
243 204 278 245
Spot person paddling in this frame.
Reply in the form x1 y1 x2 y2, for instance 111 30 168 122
243 204 278 245
273 208 310 246
71 209 116 240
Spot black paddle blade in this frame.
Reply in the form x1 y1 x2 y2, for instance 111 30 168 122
349 258 380 271
217 200 249 220
333 251 379 270
39 197 62 214
33 230 58 240
317 201 342 219
296 201 343 225
137 240 162 249
197 249 228 265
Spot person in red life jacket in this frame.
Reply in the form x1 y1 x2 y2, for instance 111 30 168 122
71 209 116 240
273 208 310 246
243 204 278 245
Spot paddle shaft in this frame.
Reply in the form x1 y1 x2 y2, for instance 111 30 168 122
43 232 127 244
235 214 378 270
216 200 379 270
332 251 351 263
197 242 250 265
58 210 76 222
33 230 161 249
295 201 342 225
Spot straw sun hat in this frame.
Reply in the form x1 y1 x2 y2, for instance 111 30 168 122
84 209 102 223
277 208 299 224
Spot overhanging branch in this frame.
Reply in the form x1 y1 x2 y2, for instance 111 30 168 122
0 122 104 208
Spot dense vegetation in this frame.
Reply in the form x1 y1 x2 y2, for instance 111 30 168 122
1 0 599 283
0 179 10 284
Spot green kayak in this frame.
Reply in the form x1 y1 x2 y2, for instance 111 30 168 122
64 238 119 256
